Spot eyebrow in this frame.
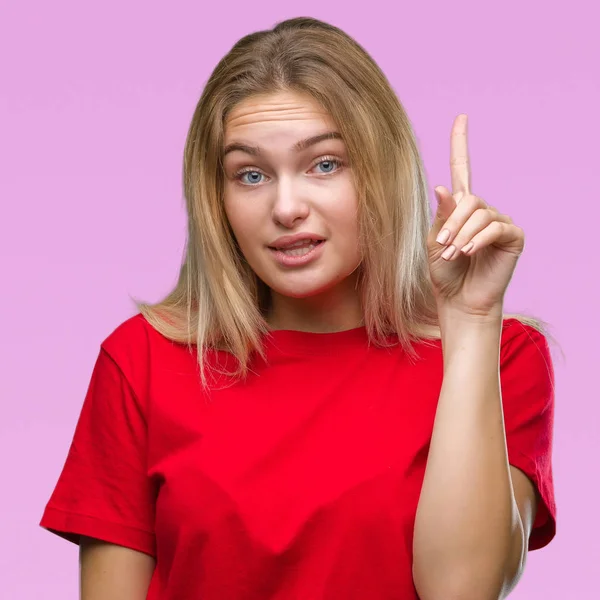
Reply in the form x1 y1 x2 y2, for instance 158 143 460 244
222 131 343 158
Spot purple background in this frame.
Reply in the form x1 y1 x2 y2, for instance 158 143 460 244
1 1 598 597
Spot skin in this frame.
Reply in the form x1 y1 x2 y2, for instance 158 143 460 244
79 537 155 599
413 115 539 599
79 106 541 599
222 90 364 333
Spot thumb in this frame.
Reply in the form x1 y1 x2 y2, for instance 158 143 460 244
430 185 457 239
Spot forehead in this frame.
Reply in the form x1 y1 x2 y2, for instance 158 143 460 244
223 90 337 142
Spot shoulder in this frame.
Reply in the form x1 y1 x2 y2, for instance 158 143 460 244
500 318 552 364
99 312 197 385
501 317 546 342
99 313 172 388
499 318 555 400
101 313 152 364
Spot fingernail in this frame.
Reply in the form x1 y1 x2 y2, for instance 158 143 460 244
441 245 456 260
461 241 474 254
436 229 451 245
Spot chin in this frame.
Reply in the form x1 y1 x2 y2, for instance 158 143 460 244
268 275 346 300
278 287 325 299
268 284 323 299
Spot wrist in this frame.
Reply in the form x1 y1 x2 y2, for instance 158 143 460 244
436 302 504 327
436 303 503 361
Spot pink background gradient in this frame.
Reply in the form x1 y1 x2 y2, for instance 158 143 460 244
1 1 598 597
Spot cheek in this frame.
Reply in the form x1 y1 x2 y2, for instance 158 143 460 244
338 216 362 268
224 198 259 249
330 197 360 247
224 207 272 275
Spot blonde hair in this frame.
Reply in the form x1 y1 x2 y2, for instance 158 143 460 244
132 16 551 389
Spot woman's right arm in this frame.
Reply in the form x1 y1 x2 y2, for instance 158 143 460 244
40 341 157 597
80 536 155 600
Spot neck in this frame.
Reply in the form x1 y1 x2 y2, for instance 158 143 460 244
266 275 363 333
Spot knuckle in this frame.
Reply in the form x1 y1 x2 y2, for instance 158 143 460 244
474 207 492 221
468 194 486 210
492 220 505 233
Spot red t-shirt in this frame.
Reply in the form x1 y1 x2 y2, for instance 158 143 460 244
40 314 556 599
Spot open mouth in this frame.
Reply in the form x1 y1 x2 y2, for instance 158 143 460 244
269 240 324 256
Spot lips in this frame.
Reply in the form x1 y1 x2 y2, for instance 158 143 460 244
270 240 324 251
268 233 326 250
268 238 326 266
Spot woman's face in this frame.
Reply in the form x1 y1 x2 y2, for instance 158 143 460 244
222 90 361 302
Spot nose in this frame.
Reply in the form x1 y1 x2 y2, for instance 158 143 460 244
271 176 310 228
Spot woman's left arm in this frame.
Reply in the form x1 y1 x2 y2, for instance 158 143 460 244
412 308 538 600
415 114 543 600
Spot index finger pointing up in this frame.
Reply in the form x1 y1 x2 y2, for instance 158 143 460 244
450 114 471 196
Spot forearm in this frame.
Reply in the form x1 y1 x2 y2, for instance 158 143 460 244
412 307 524 600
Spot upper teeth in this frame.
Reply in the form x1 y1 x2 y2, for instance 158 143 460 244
279 239 320 249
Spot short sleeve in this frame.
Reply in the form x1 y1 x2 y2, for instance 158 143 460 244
39 346 156 556
500 320 556 551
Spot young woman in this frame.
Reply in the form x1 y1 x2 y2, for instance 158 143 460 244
40 16 556 600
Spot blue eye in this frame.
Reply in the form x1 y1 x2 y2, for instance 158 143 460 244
315 159 338 173
238 171 264 185
233 156 343 187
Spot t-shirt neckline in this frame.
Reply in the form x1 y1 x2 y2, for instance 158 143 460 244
263 326 370 356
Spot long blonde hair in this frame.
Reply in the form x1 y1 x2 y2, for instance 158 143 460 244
132 16 550 389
